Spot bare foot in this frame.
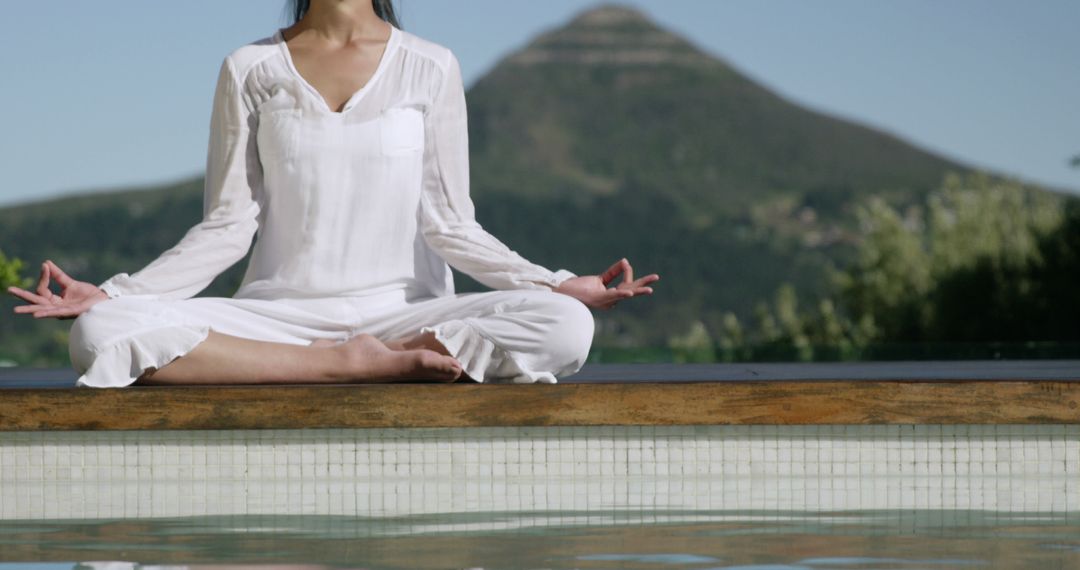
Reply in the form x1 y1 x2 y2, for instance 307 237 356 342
385 332 480 383
333 333 462 383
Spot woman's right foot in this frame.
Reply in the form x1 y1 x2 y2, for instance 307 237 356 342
332 333 462 383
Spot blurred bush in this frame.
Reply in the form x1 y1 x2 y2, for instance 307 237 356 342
710 171 1079 361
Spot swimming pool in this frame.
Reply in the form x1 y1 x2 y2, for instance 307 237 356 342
1 509 1079 568
2 424 1077 519
1 361 1077 567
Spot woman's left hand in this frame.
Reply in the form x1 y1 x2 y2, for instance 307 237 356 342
554 257 659 310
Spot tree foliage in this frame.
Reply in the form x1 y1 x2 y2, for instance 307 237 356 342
0 249 31 290
713 171 1078 360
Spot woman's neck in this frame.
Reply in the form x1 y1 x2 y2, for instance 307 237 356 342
296 0 388 45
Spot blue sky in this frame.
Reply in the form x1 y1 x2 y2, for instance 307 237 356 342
1 0 1077 207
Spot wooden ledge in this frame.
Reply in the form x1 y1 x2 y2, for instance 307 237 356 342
2 378 1079 430
2 362 1078 430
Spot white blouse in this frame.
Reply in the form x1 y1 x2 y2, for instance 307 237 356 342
97 25 577 303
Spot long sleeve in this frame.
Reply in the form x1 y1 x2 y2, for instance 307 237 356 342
97 56 262 301
417 51 577 291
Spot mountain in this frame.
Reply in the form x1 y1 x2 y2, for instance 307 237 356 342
467 5 962 223
456 3 989 342
0 3 1066 365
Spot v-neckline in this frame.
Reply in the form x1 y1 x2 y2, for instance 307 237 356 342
275 25 399 115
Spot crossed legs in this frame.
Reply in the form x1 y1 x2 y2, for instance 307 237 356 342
134 329 463 385
69 289 594 387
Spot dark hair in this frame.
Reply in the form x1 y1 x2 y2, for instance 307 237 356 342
287 0 401 29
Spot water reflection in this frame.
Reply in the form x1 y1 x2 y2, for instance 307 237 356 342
71 566 361 570
0 510 1076 569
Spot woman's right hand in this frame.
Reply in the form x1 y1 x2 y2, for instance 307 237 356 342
6 259 109 320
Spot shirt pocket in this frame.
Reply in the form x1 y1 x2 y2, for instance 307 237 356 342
257 108 302 162
378 106 425 156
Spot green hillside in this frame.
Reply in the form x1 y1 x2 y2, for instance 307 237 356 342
469 5 960 221
460 4 982 344
0 4 1066 366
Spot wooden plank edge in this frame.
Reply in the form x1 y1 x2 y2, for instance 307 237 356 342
0 380 1077 430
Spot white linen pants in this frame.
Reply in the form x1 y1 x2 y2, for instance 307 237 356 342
68 289 595 388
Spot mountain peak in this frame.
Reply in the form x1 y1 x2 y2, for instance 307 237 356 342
506 2 716 68
568 4 652 27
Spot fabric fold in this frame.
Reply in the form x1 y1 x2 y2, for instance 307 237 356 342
420 318 558 384
73 323 212 388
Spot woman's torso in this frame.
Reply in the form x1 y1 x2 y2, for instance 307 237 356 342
226 26 455 303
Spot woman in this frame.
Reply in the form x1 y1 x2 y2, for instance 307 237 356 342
7 0 659 387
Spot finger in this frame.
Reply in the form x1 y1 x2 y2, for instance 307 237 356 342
14 303 55 314
36 263 51 298
631 274 660 288
19 304 63 317
46 260 77 288
7 286 52 306
34 306 79 319
600 289 634 305
620 259 634 286
599 258 626 286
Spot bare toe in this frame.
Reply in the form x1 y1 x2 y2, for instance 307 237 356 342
418 351 463 382
335 334 463 383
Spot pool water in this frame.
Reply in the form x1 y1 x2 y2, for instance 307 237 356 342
0 510 1077 568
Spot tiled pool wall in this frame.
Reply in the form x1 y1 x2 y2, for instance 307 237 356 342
1 425 1077 519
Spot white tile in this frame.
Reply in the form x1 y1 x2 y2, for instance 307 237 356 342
1 424 1078 518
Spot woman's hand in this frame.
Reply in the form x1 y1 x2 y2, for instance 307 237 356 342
7 260 109 320
554 257 659 310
